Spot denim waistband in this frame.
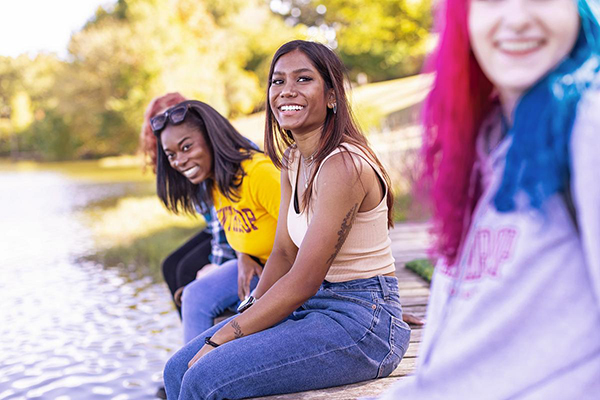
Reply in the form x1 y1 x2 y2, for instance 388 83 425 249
321 275 398 299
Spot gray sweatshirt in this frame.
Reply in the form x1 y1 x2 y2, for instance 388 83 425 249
379 90 600 400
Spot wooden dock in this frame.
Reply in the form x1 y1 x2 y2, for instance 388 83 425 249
253 223 431 400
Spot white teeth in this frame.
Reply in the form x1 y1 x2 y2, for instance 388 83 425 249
280 105 304 112
498 40 542 52
183 166 199 177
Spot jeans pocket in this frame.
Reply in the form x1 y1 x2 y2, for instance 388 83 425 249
376 315 411 378
323 289 376 309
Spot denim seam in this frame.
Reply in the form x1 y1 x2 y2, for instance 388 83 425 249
376 316 401 378
203 343 360 399
375 314 410 378
324 289 377 308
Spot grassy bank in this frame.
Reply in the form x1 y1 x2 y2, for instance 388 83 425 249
85 224 201 282
80 194 204 282
405 258 434 283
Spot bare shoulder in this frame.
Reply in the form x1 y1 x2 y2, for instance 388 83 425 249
317 149 374 187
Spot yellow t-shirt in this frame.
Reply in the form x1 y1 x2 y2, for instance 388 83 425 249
212 153 280 264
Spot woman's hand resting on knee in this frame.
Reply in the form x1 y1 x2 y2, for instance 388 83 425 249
188 343 215 368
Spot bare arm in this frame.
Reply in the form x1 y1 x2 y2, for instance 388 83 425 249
208 153 369 346
252 166 298 298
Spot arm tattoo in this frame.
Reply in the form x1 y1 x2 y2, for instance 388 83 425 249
231 320 244 339
326 203 359 265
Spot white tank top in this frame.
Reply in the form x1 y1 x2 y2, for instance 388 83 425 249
286 143 395 282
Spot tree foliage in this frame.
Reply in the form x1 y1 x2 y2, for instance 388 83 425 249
3 0 299 159
1 0 432 160
272 0 432 81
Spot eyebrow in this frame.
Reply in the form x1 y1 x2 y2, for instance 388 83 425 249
164 136 191 152
178 136 191 146
273 67 314 76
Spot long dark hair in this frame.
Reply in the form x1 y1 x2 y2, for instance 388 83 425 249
264 40 395 227
154 100 258 215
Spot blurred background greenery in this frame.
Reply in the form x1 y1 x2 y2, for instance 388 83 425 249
0 0 432 161
1 0 434 279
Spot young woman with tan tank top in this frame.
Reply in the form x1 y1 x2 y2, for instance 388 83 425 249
163 40 411 400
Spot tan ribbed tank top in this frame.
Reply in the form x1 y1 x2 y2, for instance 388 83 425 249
287 144 395 282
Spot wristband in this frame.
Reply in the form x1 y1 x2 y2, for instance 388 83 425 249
204 336 220 348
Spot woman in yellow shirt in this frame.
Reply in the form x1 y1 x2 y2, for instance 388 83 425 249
150 100 280 344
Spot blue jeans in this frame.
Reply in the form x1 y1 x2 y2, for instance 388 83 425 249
181 259 258 343
165 275 410 400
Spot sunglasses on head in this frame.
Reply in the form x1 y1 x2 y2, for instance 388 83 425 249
150 103 191 134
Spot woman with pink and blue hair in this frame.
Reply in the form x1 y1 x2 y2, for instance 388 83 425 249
379 0 600 398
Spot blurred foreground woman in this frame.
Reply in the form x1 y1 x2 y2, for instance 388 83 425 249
380 0 600 399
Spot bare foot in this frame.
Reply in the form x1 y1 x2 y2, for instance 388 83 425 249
402 312 425 326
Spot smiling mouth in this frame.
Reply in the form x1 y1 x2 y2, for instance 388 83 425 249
182 166 200 178
279 105 305 112
496 39 544 54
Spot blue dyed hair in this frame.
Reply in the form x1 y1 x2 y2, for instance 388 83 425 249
494 0 600 212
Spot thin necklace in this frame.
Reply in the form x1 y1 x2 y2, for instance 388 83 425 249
301 150 317 189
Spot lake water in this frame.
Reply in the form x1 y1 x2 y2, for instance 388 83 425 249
0 171 182 400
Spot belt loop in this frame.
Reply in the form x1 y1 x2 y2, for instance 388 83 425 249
377 275 391 300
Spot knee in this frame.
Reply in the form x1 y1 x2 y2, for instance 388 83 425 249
164 350 189 394
179 361 223 400
181 279 209 305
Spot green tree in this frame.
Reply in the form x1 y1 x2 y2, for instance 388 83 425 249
272 0 432 81
0 55 64 158
52 0 298 158
2 0 301 160
0 56 19 156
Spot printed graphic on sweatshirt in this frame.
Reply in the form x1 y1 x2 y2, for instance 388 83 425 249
216 206 259 233
440 227 518 281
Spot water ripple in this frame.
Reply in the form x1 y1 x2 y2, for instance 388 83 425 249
0 171 183 399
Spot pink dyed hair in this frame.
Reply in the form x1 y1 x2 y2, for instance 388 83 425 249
422 0 494 263
139 92 187 173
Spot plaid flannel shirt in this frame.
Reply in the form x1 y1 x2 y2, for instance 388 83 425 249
201 207 236 265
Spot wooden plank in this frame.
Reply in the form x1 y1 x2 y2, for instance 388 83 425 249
251 377 406 400
404 341 420 358
409 328 423 343
397 296 429 307
396 280 429 289
397 287 431 297
389 357 418 377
